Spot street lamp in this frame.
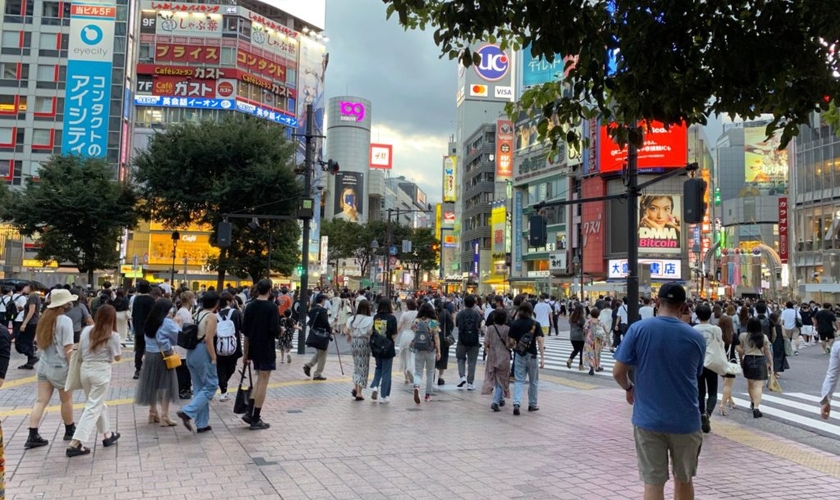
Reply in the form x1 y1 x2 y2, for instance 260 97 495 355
170 230 179 285
572 253 583 300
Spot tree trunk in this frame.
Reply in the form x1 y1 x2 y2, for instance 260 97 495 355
215 246 227 290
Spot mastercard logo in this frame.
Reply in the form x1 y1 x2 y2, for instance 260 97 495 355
470 84 488 97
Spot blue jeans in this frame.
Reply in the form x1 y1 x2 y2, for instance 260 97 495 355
370 356 393 398
513 354 539 408
182 346 219 429
493 383 504 405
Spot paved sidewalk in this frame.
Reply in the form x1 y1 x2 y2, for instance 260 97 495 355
1 350 839 499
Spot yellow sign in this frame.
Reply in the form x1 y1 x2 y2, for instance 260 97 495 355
435 203 442 237
443 156 457 202
148 233 218 266
22 259 57 268
120 265 144 278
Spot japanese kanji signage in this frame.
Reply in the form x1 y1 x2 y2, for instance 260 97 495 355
136 75 236 99
136 64 226 79
778 197 788 263
155 44 219 64
608 259 682 280
237 48 285 81
62 1 116 157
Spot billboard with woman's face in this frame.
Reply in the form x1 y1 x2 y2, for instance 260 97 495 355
638 194 682 254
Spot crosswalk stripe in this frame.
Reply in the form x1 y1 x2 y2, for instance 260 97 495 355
786 392 823 403
757 393 840 421
729 395 840 437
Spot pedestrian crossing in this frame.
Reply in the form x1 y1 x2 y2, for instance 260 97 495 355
727 392 840 438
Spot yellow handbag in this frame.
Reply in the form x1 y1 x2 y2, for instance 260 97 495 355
161 350 181 370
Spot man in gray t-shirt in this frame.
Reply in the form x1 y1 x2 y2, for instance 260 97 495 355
17 284 40 368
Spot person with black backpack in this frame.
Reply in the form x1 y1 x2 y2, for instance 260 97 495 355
369 299 397 403
455 295 483 390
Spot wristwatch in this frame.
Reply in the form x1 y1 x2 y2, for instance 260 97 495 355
625 383 635 392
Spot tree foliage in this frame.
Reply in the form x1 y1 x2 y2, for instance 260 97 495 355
11 155 139 284
384 0 840 147
133 114 302 285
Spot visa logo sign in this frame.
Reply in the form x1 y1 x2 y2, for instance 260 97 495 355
495 86 513 100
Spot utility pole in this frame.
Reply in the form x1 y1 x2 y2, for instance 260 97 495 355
384 208 393 299
626 140 640 324
297 103 317 354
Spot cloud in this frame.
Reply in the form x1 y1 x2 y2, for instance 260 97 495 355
371 124 447 202
323 0 454 203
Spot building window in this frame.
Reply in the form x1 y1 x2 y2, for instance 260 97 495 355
36 64 54 81
1 63 15 79
42 1 59 18
0 95 14 114
1 31 19 48
39 32 57 49
138 42 152 61
30 161 42 178
32 129 52 148
0 160 11 180
32 96 55 114
0 127 13 146
19 63 28 79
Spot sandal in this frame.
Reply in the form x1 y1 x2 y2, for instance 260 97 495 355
66 444 91 458
102 432 121 447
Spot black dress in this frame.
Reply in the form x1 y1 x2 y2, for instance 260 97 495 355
771 324 789 373
435 308 454 370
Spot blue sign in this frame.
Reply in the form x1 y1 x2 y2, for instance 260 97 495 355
389 246 397 256
521 43 563 88
474 44 510 82
236 101 298 128
62 60 111 157
514 191 523 272
134 96 235 109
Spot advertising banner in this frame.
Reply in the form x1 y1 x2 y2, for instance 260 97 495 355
521 43 563 88
250 25 298 60
474 44 511 82
155 44 220 64
443 234 456 248
256 0 326 30
137 75 235 98
333 172 364 223
639 194 682 255
608 259 682 280
62 2 116 158
235 101 297 127
599 121 688 173
491 203 506 254
237 48 286 81
319 236 329 275
370 144 393 169
744 126 788 186
135 96 235 110
496 119 514 180
514 190 523 272
153 10 223 36
443 156 457 202
148 232 218 266
443 211 455 226
581 176 606 275
136 64 228 79
549 253 566 272
778 197 789 263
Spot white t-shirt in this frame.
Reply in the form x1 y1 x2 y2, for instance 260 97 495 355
780 308 800 330
534 301 552 328
639 305 655 320
79 325 122 362
616 304 629 325
694 322 723 351
159 282 172 295
0 294 10 314
13 293 27 322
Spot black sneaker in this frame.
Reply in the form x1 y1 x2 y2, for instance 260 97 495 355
491 403 500 412
303 365 311 377
249 419 271 430
457 379 467 388
133 370 140 380
18 363 34 370
241 414 253 425
437 378 445 386
176 411 196 433
528 406 539 412
196 426 212 433
513 405 521 416
499 400 506 407
701 414 711 433
64 424 76 441
25 434 48 449
313 376 327 381
753 409 763 418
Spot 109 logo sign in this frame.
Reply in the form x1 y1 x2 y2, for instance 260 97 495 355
339 101 366 122
474 44 510 82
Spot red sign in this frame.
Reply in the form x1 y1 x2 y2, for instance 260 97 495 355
443 212 456 225
216 81 234 98
150 2 219 12
495 119 514 180
599 121 688 173
778 197 788 263
237 48 285 81
369 144 393 169
152 76 215 98
71 5 115 17
581 176 606 275
155 44 220 64
238 71 294 98
136 64 226 79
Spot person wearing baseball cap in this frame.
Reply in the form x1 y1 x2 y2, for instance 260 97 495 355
612 283 706 500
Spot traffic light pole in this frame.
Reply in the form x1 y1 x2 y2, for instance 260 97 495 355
297 103 321 354
626 143 640 324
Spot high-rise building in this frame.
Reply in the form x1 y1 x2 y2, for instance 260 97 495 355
324 95 370 224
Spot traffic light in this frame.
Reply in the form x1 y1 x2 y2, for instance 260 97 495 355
528 215 547 247
430 243 440 252
683 178 707 224
217 221 231 247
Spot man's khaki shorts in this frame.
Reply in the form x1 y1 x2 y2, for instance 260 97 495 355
634 426 703 484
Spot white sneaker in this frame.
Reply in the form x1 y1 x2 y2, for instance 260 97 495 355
218 393 230 402
379 397 390 404
457 377 467 388
467 383 475 391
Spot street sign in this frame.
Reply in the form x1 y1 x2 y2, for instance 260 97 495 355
389 246 397 256
402 240 412 253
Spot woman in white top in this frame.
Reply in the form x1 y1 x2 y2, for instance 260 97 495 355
346 299 374 400
66 305 122 457
693 304 723 434
397 298 419 384
173 291 195 399
24 289 77 450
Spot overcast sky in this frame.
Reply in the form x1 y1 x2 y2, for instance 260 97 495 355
324 0 451 204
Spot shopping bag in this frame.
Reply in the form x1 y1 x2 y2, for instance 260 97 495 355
64 349 83 392
233 365 254 415
767 375 783 393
